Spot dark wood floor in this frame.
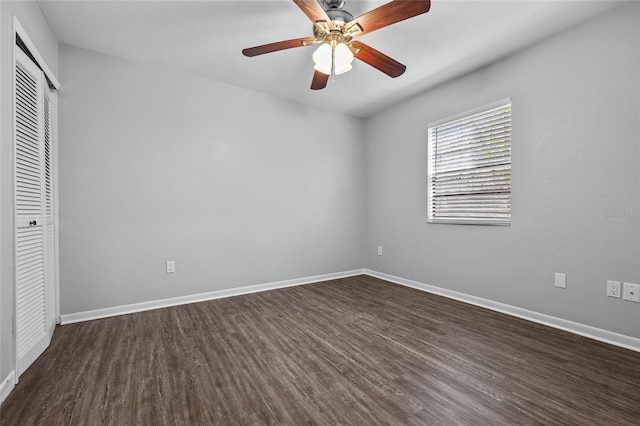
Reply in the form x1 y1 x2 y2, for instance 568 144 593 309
2 275 639 425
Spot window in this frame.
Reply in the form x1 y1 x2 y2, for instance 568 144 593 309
428 99 511 225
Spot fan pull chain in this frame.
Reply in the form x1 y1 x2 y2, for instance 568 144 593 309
331 45 336 85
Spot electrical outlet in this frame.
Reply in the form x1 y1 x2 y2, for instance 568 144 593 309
606 280 621 298
622 282 640 303
554 273 566 289
377 246 383 256
166 261 175 274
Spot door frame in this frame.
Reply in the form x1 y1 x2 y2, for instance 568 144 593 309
11 17 60 384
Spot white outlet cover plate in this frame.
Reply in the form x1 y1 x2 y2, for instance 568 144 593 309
606 280 621 298
622 282 640 302
554 273 566 289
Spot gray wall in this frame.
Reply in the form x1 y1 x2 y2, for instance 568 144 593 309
0 0 58 383
57 44 364 314
364 3 640 338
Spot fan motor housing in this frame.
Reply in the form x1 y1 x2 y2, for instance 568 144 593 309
326 8 354 24
323 0 345 9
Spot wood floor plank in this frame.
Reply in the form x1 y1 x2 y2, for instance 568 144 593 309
1 275 639 425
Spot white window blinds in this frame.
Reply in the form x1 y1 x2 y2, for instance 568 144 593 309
428 99 511 225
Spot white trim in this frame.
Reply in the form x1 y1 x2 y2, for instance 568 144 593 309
58 268 640 352
13 17 59 89
60 269 366 325
51 90 60 323
0 371 16 405
365 269 640 353
11 14 18 386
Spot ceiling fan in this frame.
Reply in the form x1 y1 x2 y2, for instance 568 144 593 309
242 0 431 90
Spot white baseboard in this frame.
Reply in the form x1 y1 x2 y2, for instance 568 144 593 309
365 269 640 353
0 371 15 405
60 269 366 325
59 267 640 353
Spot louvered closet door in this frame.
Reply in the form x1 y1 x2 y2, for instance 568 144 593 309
15 48 54 376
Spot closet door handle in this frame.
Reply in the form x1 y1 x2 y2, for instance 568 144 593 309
29 220 37 226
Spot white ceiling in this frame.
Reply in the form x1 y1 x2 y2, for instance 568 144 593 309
38 0 624 117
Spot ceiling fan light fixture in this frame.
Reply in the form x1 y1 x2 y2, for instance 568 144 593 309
312 43 332 74
334 42 354 75
313 42 353 75
242 0 431 90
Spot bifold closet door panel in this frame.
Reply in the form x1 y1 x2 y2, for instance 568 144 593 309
14 47 53 376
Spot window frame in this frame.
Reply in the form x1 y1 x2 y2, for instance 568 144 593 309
427 98 512 226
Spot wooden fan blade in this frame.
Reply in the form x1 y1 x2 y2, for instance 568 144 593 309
351 41 406 78
311 70 329 90
345 0 430 37
293 0 333 30
242 37 317 57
